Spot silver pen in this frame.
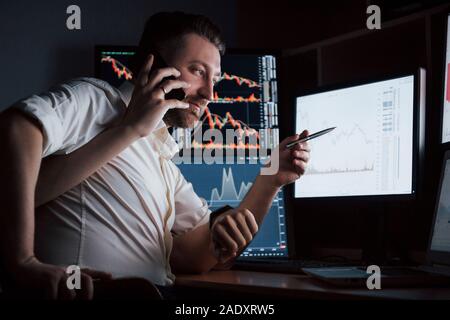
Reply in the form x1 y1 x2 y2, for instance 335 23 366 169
286 127 336 149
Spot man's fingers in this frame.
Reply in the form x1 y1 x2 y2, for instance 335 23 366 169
146 67 181 92
300 129 309 138
219 250 236 264
214 223 239 254
291 150 310 162
235 212 254 244
77 273 94 300
243 209 259 235
292 141 311 152
156 79 190 95
137 54 154 87
223 216 247 249
283 134 300 146
163 99 190 109
44 278 59 300
293 159 307 175
57 275 76 300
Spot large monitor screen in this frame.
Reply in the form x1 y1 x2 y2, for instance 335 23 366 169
442 14 450 144
294 75 415 198
175 53 287 258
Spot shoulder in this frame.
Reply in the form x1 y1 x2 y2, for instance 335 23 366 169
59 77 121 99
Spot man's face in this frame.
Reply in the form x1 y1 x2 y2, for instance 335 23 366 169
163 33 221 129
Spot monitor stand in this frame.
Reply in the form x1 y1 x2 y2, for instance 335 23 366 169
361 202 388 265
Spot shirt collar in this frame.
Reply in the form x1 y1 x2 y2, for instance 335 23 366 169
118 81 179 160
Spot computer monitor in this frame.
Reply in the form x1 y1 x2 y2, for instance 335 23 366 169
176 51 287 259
294 70 425 199
441 14 450 144
94 45 137 88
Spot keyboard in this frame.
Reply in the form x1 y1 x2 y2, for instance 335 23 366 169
233 258 360 274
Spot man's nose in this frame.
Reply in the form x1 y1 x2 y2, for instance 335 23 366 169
198 79 214 102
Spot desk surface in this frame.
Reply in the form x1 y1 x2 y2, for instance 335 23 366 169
176 270 450 300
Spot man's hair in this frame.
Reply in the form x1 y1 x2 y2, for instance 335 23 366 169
130 11 225 76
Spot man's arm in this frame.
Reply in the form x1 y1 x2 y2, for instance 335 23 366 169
0 109 113 299
35 54 189 206
0 109 43 268
0 55 188 298
35 124 139 206
170 178 279 274
170 133 311 273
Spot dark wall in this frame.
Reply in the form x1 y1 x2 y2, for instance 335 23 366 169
0 0 236 110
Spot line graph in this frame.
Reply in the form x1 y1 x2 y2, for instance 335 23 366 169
192 107 260 149
101 55 133 81
212 92 261 104
210 168 253 207
176 163 288 252
217 72 261 88
305 123 375 175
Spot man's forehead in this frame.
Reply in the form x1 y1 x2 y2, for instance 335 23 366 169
178 33 221 74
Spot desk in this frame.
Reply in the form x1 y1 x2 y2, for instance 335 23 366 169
175 270 450 300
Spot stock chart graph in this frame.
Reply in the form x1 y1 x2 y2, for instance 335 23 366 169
96 48 135 88
295 76 415 198
187 54 279 152
177 162 288 256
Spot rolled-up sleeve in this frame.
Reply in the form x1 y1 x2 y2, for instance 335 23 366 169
12 84 79 157
171 165 211 236
11 78 125 158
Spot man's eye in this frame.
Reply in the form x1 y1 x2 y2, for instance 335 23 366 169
194 69 204 76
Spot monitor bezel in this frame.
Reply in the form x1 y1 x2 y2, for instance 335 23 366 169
291 68 425 203
427 149 450 266
440 13 450 146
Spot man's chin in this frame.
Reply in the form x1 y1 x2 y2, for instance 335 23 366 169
182 114 200 129
164 110 199 129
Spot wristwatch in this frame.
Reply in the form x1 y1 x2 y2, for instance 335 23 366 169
209 205 233 229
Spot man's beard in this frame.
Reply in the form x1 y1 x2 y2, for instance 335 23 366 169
163 106 201 129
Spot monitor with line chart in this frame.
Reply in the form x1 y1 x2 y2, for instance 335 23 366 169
177 53 287 258
294 72 424 198
172 53 279 153
94 45 136 89
95 47 288 258
177 161 288 258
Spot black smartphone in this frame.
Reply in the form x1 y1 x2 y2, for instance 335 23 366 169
151 51 186 101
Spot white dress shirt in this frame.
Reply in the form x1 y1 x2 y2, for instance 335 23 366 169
12 78 210 286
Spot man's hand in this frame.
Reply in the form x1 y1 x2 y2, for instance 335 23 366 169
262 130 311 188
2 257 112 300
210 208 259 264
120 54 190 138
